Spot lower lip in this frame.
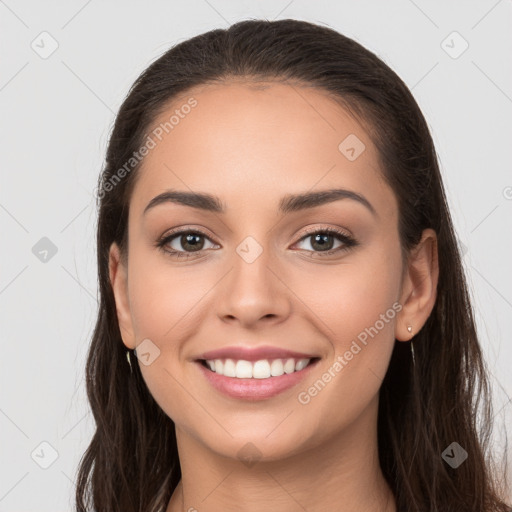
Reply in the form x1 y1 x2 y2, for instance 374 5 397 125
195 359 320 400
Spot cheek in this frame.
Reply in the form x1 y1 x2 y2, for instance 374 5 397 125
125 254 218 421
294 240 402 345
292 243 402 408
127 254 210 344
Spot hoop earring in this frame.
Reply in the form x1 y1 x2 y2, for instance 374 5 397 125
126 349 134 373
407 325 415 366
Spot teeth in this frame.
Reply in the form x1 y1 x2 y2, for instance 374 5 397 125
253 360 271 379
295 359 309 371
205 357 313 379
214 359 223 374
284 358 295 374
223 358 236 377
270 359 285 377
235 360 253 378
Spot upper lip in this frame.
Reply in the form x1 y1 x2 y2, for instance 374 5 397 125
195 345 320 362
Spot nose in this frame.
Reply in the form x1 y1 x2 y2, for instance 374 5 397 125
215 241 292 329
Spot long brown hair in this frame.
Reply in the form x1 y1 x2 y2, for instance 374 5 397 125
75 19 510 511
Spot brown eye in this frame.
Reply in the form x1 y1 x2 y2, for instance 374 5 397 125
172 232 206 252
294 228 358 256
157 229 218 258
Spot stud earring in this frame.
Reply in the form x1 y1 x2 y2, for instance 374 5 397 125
407 325 412 334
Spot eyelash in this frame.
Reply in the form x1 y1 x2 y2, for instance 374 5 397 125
155 226 358 260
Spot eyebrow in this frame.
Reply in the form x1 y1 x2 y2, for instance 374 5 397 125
143 188 377 217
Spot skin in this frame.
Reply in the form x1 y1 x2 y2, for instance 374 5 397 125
109 81 439 512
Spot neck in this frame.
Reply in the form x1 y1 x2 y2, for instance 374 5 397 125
166 395 395 512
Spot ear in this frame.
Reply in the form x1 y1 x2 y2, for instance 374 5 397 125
109 242 136 350
395 228 439 341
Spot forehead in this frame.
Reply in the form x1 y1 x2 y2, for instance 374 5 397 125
130 81 393 218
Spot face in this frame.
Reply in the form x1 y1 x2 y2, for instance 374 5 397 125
110 81 411 462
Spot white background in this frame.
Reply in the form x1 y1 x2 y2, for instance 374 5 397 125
1 1 511 510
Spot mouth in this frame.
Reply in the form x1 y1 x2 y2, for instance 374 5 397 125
194 356 321 400
197 356 321 379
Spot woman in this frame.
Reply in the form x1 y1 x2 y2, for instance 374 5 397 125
75 19 510 512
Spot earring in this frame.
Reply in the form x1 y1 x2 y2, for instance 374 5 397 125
126 349 133 373
407 325 416 366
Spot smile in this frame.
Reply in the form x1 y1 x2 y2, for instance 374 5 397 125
200 357 317 379
196 357 321 400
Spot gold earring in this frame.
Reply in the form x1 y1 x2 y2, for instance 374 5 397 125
126 350 133 373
